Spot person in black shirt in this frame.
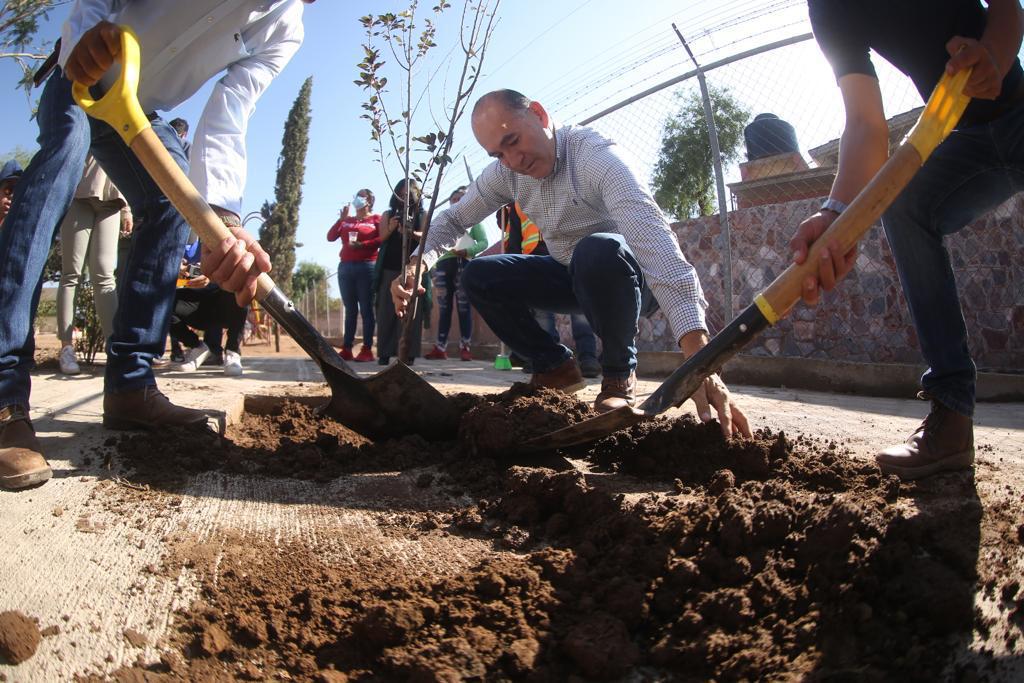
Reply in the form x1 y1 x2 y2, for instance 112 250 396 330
375 179 428 365
792 0 1024 479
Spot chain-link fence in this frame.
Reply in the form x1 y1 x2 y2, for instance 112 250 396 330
293 269 343 341
572 32 1022 373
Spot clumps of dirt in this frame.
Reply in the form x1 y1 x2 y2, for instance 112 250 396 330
96 393 1016 680
586 416 893 495
0 610 41 665
459 383 593 456
106 401 462 488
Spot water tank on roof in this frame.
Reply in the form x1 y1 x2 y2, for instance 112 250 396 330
744 113 800 161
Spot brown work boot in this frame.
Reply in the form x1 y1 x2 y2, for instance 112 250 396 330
529 357 586 394
103 384 211 431
875 394 975 480
594 371 637 414
0 405 52 490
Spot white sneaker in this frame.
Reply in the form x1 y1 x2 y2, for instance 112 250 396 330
223 350 243 377
59 345 81 375
175 343 210 372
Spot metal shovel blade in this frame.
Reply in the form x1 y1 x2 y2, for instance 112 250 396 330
520 305 768 452
260 288 459 441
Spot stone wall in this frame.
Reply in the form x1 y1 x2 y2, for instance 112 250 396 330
647 195 1024 372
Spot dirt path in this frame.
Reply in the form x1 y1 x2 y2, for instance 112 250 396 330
1 352 1021 680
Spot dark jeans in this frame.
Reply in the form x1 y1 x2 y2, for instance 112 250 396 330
376 267 423 361
882 104 1024 417
170 286 248 354
461 233 644 379
0 71 190 410
432 256 472 348
534 310 598 361
338 260 375 348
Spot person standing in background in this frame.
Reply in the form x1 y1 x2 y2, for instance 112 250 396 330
327 188 380 362
425 186 488 362
56 154 132 375
375 179 429 366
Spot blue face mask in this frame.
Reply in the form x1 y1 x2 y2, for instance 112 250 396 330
352 194 367 210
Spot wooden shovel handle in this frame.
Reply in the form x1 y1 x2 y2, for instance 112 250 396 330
755 67 972 324
129 129 275 300
72 25 274 301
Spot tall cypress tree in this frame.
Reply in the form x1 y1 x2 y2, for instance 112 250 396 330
259 76 312 296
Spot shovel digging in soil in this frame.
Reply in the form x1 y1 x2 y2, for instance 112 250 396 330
524 67 972 453
73 27 458 441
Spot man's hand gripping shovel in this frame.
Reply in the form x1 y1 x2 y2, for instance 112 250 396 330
523 66 972 452
73 27 458 441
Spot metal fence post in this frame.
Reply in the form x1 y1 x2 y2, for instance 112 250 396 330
674 24 735 322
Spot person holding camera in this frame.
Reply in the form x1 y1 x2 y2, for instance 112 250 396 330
327 188 380 362
374 179 429 365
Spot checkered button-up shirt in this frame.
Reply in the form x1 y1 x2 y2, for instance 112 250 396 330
421 124 708 341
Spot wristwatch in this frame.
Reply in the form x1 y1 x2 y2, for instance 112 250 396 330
821 198 848 215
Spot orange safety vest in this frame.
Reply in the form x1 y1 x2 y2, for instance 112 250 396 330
501 203 541 254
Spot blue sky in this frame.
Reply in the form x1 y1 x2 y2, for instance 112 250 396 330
1 0 820 288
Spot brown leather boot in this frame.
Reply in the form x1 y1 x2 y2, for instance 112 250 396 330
103 384 211 431
875 394 975 480
594 371 637 414
0 405 52 490
529 357 586 394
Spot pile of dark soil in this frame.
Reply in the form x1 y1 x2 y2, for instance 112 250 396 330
97 386 1020 681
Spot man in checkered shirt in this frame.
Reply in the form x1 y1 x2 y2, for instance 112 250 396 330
393 89 749 437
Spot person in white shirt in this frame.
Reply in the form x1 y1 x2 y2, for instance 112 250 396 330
390 89 750 435
0 1 312 491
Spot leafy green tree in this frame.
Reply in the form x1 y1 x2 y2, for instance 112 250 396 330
1 1 68 89
259 76 312 297
292 260 328 301
652 86 750 219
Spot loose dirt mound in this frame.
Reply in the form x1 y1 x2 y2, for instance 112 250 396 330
96 387 1020 681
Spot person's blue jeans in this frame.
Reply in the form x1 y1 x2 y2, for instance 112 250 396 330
0 71 191 410
461 233 643 378
882 104 1024 417
534 310 598 362
0 71 90 410
337 260 375 348
432 256 472 348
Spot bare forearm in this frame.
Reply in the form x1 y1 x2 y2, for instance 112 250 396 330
679 330 709 358
831 118 889 203
983 0 1024 77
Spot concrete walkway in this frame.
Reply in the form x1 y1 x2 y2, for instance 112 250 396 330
2 354 1022 679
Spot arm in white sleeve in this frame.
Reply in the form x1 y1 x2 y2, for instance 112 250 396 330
583 139 708 340
419 160 512 270
59 0 121 68
189 10 303 215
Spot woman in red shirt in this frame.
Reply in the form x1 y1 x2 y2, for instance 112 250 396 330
327 188 381 361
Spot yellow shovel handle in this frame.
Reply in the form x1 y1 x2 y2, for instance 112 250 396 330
755 67 972 324
70 24 275 300
70 26 151 146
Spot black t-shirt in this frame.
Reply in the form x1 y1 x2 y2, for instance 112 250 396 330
809 0 1023 127
380 209 421 271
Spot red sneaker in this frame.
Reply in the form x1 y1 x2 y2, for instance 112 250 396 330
339 346 354 361
459 344 472 362
354 345 374 362
425 346 448 360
